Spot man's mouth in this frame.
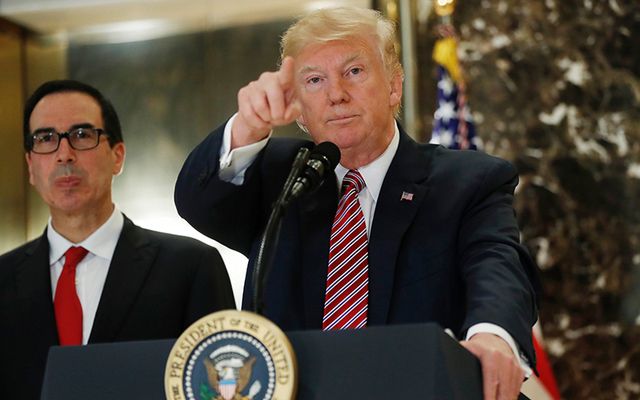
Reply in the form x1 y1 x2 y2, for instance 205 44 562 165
54 176 81 187
327 114 358 124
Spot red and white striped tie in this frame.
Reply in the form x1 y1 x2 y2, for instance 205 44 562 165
322 169 369 330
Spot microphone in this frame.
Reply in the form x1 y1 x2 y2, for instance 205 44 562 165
290 142 341 199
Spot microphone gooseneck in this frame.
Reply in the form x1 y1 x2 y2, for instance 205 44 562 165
251 146 310 314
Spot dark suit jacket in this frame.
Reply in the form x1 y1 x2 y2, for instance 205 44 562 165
175 123 539 366
0 216 235 400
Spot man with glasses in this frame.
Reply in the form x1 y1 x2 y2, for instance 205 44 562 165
0 79 235 400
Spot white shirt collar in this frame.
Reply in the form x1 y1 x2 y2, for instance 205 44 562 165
47 206 124 265
334 123 400 201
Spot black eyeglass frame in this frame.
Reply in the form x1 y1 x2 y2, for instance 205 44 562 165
29 127 109 154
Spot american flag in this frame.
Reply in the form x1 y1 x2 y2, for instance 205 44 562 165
430 36 480 150
400 191 414 201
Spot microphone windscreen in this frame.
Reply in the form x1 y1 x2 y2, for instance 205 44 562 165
312 141 341 169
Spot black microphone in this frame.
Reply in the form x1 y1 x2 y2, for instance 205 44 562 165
290 142 341 199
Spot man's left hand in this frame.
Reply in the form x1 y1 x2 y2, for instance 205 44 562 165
460 333 525 400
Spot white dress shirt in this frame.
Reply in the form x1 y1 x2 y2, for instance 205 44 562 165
218 114 530 375
48 207 123 345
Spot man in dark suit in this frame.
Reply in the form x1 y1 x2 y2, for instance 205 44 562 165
175 7 539 399
0 79 235 400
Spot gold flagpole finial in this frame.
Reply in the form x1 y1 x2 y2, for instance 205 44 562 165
434 0 456 17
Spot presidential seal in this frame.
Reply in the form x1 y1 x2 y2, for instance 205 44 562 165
165 310 297 400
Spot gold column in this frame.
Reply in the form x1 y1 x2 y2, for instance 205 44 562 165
0 20 27 253
0 20 67 253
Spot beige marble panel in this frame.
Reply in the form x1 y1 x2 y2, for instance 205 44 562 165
0 24 27 253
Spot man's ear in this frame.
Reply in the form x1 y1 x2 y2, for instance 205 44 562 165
111 142 126 175
25 152 35 185
389 72 403 108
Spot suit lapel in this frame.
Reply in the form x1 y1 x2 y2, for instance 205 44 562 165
15 233 59 346
89 217 157 343
367 130 434 325
299 172 339 329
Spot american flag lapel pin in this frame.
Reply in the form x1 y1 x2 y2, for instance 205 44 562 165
400 191 414 201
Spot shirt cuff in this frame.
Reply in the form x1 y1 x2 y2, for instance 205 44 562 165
466 322 533 378
218 113 270 184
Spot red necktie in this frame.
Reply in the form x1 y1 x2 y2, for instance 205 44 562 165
322 170 369 330
54 246 88 345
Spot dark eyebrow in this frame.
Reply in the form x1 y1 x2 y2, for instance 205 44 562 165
32 127 56 135
70 123 96 130
31 123 96 135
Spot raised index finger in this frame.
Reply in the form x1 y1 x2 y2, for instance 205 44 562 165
277 56 296 90
275 56 300 124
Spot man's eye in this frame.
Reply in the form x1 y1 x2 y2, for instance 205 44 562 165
307 77 321 84
349 67 363 76
74 129 94 139
35 133 54 143
75 130 88 138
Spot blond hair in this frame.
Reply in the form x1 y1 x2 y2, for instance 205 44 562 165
281 6 404 82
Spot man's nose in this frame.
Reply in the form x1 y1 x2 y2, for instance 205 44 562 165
328 80 350 104
55 137 77 163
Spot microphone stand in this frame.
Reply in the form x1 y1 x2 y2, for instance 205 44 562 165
252 147 310 315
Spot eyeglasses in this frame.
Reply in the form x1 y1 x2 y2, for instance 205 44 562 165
30 127 108 154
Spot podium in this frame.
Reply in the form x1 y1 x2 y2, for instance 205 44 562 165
41 323 527 399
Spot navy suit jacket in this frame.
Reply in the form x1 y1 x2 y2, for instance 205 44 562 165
175 123 539 366
0 216 235 400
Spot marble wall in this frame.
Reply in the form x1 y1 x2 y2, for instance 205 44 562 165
416 1 639 398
